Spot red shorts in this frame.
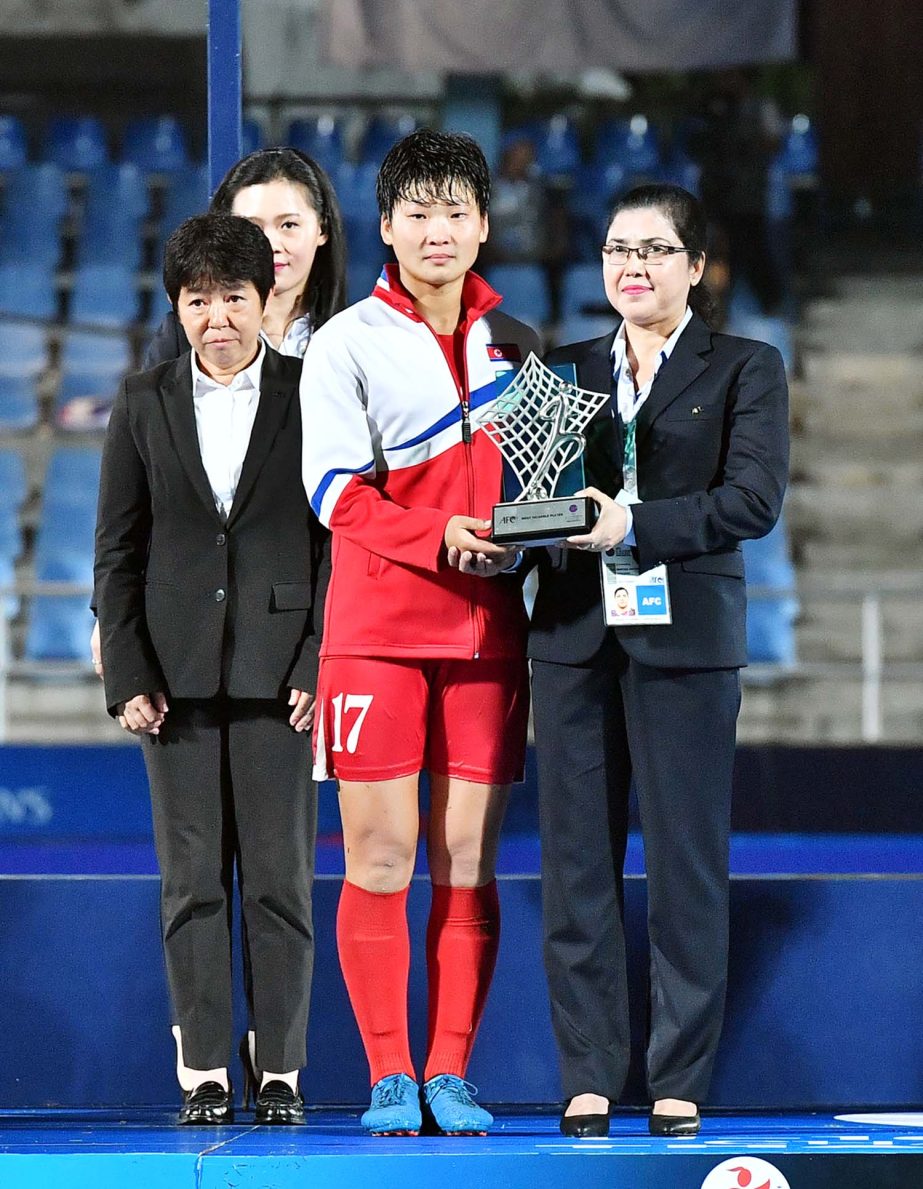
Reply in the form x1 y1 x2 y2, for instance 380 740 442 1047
312 655 529 785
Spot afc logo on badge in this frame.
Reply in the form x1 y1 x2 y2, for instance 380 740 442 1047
636 585 665 615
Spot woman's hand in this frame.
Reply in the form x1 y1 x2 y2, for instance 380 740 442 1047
565 487 629 553
444 516 516 577
288 688 315 732
447 544 520 578
117 692 169 736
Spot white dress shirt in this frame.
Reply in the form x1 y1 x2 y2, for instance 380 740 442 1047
191 343 265 520
609 306 693 541
261 314 312 359
610 305 693 423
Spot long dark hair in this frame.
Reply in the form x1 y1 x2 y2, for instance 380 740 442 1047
210 147 347 329
608 183 716 325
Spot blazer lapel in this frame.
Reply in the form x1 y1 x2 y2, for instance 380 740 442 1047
579 331 623 496
226 350 295 528
635 314 713 447
160 356 224 523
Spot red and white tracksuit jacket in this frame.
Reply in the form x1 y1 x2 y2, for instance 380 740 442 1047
300 265 541 661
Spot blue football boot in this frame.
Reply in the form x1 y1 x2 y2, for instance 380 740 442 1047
360 1073 422 1135
422 1074 493 1135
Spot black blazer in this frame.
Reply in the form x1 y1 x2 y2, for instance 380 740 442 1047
95 347 329 715
142 311 189 370
528 314 789 670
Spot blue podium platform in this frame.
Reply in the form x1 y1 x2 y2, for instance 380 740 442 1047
2 868 923 1109
1 1110 922 1189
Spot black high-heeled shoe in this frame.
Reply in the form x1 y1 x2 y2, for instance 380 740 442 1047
559 1098 611 1138
648 1108 700 1137
178 1081 234 1125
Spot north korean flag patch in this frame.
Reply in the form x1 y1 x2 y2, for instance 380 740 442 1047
487 343 523 365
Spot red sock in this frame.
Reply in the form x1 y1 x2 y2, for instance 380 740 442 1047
423 880 500 1081
336 880 415 1085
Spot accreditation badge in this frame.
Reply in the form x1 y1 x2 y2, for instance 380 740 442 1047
600 544 672 625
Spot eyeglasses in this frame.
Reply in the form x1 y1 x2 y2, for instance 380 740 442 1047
601 242 697 265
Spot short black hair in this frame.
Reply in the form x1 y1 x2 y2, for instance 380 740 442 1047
376 128 491 219
210 147 347 327
162 213 275 310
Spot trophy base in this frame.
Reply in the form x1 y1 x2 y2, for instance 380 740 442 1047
491 495 597 546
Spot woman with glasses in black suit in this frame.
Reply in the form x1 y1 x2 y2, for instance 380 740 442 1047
529 184 789 1138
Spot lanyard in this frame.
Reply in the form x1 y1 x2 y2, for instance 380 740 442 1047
622 416 638 500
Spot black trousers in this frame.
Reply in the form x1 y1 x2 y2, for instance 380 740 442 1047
143 696 316 1073
531 641 740 1104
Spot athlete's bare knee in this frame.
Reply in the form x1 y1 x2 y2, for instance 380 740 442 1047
346 842 415 893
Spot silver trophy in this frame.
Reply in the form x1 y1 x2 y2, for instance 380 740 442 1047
472 352 610 545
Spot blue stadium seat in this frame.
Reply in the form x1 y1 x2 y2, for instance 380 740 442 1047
0 373 40 432
77 164 149 268
0 164 68 265
55 363 123 435
83 162 149 222
335 161 382 275
0 215 60 267
776 114 819 181
334 161 379 221
158 165 209 246
0 264 58 320
42 447 103 509
0 526 19 618
69 264 140 328
0 323 47 375
347 261 382 305
60 329 132 375
0 114 28 170
25 453 100 657
659 149 701 194
24 597 96 661
287 115 345 174
534 114 581 182
560 262 608 319
0 449 27 510
43 115 108 171
34 508 96 584
485 264 551 331
242 117 265 156
122 115 191 174
360 113 417 165
743 513 798 666
567 161 628 262
1 163 69 222
594 114 661 177
57 365 124 401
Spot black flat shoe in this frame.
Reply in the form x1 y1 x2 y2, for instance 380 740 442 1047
560 1101 610 1138
178 1081 234 1125
254 1080 305 1126
648 1109 700 1137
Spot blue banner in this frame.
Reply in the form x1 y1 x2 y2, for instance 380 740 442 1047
0 746 151 837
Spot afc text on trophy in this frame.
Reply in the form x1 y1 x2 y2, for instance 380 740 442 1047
472 353 611 546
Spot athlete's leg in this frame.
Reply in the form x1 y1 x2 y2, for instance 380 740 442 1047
337 776 420 1085
420 655 528 1084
